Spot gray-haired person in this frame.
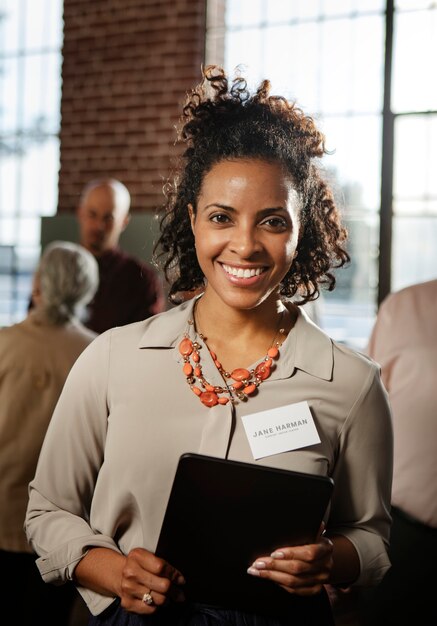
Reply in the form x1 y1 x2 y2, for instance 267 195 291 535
0 241 99 626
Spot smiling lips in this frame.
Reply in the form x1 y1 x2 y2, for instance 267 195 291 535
222 264 265 279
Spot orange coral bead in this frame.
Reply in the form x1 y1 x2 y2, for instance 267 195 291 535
183 363 193 376
192 352 200 363
255 362 271 380
218 397 230 405
244 383 257 395
210 351 216 360
191 386 202 396
231 381 244 390
194 367 202 377
231 368 250 381
264 358 273 367
205 384 215 392
179 338 193 356
267 346 279 359
200 391 218 407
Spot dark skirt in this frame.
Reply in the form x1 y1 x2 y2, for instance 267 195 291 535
89 591 334 626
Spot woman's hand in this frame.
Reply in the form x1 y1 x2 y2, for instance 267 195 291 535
120 547 185 613
247 529 333 596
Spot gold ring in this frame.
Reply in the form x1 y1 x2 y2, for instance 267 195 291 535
142 591 154 606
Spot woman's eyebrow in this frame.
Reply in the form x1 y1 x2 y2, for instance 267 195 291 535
257 207 288 216
203 203 235 211
203 203 287 214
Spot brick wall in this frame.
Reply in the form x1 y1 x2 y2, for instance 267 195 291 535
58 0 207 213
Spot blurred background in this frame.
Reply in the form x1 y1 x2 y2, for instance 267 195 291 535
1 0 436 348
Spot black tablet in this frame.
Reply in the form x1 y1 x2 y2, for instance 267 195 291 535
155 452 334 614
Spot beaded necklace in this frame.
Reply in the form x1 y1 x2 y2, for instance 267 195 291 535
178 309 286 408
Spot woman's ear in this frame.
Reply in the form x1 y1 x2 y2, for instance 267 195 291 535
187 203 195 233
31 271 42 307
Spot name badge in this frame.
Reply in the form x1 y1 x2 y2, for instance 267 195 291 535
242 401 320 460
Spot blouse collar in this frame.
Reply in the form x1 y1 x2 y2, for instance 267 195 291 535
138 296 333 382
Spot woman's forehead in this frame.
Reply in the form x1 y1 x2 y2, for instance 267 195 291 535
198 159 298 205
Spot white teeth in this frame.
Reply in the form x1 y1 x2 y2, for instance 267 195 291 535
223 264 263 278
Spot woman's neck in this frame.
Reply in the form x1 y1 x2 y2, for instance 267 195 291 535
193 293 297 373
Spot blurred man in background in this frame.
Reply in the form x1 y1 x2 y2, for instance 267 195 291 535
77 177 165 333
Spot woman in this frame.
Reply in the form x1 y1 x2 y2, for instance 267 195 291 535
0 240 98 626
25 67 393 626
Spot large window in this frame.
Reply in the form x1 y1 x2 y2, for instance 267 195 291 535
0 0 63 326
391 1 437 291
206 0 437 348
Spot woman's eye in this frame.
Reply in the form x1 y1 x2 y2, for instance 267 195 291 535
262 217 288 230
210 213 231 224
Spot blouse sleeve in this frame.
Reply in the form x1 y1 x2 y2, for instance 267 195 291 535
328 361 393 586
24 329 120 585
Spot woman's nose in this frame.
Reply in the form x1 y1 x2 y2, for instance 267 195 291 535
229 226 262 258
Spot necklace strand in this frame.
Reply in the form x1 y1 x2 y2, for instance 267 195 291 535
178 310 286 408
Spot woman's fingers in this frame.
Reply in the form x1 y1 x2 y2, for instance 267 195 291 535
247 538 333 595
247 563 329 595
250 538 332 572
120 548 185 612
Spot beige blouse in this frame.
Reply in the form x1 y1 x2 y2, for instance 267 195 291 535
25 297 393 616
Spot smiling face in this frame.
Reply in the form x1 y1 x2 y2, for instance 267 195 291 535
189 158 301 312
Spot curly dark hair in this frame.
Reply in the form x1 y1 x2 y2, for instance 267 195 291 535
154 65 349 305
